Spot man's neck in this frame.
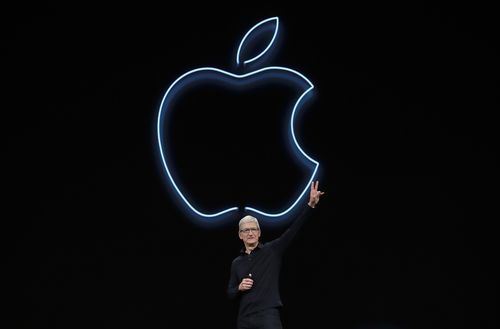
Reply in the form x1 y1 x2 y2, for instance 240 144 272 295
245 243 258 254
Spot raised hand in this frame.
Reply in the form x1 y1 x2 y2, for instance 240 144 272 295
308 180 324 208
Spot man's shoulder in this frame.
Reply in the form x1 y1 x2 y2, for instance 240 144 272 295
231 254 245 263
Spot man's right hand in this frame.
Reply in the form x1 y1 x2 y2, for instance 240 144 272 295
239 278 254 291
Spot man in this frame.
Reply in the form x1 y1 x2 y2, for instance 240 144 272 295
227 181 324 329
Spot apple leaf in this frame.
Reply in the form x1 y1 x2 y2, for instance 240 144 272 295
236 17 279 66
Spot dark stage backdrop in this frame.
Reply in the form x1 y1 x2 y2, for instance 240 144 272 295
8 3 498 329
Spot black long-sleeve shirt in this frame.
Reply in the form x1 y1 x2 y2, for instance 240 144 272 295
226 205 314 318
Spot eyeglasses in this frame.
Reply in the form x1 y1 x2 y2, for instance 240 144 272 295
240 227 260 234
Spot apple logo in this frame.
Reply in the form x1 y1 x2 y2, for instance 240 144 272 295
156 17 319 223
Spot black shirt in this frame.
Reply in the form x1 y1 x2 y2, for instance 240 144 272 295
227 205 314 318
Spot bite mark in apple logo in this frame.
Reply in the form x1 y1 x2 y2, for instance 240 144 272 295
156 17 319 223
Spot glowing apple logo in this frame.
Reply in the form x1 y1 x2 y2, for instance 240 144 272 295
156 17 319 223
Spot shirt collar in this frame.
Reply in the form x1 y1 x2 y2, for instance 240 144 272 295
240 242 263 255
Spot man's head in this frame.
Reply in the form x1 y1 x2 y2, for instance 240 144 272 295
238 215 261 245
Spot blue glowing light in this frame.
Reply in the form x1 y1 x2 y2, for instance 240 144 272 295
156 17 319 221
236 17 279 65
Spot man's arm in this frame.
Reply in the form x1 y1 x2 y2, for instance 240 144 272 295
270 181 324 254
227 261 240 300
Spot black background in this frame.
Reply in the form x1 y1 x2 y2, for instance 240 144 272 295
7 2 498 329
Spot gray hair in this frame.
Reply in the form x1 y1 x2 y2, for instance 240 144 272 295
238 215 260 231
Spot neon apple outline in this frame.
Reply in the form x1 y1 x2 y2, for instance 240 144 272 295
156 17 319 221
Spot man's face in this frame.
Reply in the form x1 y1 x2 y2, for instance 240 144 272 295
239 223 261 245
